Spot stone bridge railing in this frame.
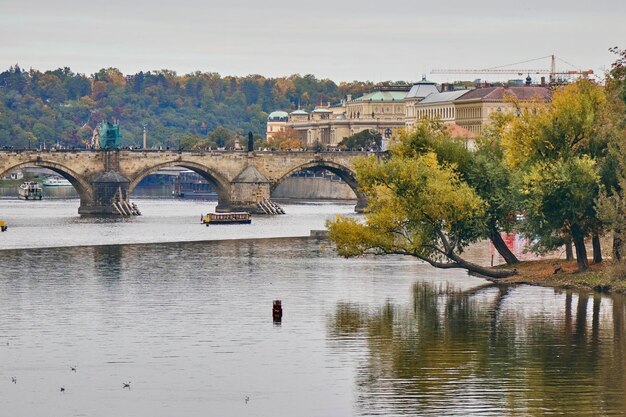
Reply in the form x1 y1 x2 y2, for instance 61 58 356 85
0 149 378 215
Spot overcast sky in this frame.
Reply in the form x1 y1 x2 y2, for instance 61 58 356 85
1 0 624 83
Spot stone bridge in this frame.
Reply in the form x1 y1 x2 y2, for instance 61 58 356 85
0 149 377 215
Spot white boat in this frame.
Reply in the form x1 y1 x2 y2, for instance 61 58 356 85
43 176 72 187
18 181 43 200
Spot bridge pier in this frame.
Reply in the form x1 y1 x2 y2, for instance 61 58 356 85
78 171 131 215
226 166 272 214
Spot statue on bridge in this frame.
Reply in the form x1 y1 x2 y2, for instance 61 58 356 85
92 120 122 149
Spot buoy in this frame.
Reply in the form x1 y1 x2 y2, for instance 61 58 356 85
272 300 283 322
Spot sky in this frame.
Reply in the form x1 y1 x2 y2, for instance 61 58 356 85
1 0 625 84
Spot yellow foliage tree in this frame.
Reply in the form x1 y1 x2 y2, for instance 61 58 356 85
327 142 516 278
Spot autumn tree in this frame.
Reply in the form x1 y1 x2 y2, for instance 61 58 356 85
394 119 520 265
268 127 304 150
326 132 516 279
502 79 613 271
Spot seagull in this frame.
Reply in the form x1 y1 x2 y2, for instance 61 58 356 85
11 377 16 384
122 382 131 389
60 387 65 393
70 366 76 372
245 396 250 404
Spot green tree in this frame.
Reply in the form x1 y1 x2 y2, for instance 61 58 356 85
338 129 382 150
207 125 233 148
179 133 205 150
520 156 600 271
597 47 626 261
467 114 521 264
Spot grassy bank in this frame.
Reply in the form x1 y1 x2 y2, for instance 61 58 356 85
497 259 626 293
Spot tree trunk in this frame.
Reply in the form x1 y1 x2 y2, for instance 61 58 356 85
565 241 574 261
446 251 517 279
425 228 517 279
613 230 622 262
573 236 589 272
488 225 519 265
592 233 602 264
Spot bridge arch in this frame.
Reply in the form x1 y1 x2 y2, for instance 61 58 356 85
127 161 232 211
272 160 367 212
0 160 94 205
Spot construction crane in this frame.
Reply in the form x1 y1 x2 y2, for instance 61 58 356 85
431 55 593 84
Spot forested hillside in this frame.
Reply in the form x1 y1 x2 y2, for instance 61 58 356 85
0 65 397 149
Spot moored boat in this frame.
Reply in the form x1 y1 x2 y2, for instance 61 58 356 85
43 176 72 187
201 212 251 225
18 181 43 200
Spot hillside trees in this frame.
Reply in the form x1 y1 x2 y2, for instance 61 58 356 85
0 66 384 150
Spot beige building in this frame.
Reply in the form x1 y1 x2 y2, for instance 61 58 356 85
453 86 551 134
406 89 469 128
268 82 552 148
268 86 411 148
403 77 441 128
266 111 289 140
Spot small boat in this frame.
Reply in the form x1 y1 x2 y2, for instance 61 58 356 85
0 220 7 232
18 181 43 200
43 176 72 187
202 212 251 225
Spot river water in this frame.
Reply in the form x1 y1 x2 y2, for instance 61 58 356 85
1 193 626 416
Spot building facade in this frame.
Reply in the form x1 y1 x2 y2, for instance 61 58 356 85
268 86 412 148
268 81 552 147
453 86 551 134
266 111 289 140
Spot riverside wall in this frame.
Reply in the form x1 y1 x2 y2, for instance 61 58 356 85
271 177 356 200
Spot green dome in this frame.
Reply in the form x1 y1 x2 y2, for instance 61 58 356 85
268 111 289 120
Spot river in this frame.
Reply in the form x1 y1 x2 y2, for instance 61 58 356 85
1 194 625 416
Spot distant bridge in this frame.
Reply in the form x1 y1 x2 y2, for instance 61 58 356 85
0 149 376 215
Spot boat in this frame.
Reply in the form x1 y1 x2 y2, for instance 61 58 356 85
0 220 7 232
201 212 251 225
43 176 72 187
18 181 43 200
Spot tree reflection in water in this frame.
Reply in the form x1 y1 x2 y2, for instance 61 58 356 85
328 282 626 416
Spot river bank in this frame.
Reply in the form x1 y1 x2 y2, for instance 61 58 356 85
497 258 626 293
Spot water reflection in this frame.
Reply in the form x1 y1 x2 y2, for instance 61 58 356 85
329 282 626 416
94 245 123 281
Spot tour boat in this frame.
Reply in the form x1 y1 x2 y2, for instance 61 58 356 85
18 181 43 200
43 176 72 187
201 212 251 225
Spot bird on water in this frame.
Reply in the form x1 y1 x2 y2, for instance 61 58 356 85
70 366 76 372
